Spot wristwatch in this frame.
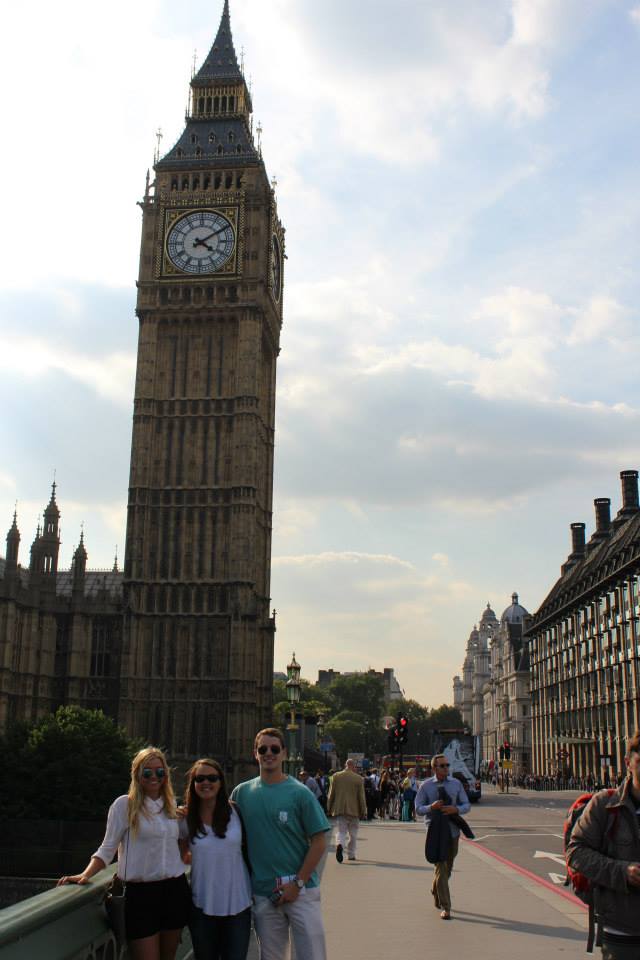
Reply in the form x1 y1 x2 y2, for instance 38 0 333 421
293 875 305 890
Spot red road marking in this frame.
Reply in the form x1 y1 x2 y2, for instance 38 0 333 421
462 839 587 910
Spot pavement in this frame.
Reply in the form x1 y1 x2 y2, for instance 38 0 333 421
248 787 590 959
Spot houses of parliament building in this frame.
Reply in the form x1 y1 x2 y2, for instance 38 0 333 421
0 1 282 779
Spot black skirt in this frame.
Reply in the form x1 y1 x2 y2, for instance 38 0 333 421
125 874 191 941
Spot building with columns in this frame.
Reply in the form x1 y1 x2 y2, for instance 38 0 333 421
0 1 282 780
453 596 531 772
453 603 498 733
527 470 640 780
481 593 531 774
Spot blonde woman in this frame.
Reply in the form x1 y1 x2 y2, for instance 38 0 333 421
58 746 190 960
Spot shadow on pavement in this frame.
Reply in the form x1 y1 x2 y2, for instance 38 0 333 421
351 860 426 871
453 910 585 941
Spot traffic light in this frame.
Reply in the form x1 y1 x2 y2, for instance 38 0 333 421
398 714 409 744
503 741 511 761
388 726 400 754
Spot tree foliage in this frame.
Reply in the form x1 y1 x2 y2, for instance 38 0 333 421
0 706 139 820
271 673 463 763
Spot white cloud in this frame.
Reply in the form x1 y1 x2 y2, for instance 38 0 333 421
630 5 640 27
567 296 632 345
0 337 135 407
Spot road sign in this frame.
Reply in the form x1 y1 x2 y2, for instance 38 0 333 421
319 742 335 752
501 760 513 770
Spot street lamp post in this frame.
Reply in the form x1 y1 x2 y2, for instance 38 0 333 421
317 712 327 772
286 652 301 776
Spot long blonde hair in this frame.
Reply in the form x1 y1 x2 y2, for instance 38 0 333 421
127 746 177 833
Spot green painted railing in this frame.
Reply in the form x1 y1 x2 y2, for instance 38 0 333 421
0 866 193 960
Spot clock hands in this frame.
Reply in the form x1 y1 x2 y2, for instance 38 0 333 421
192 224 230 249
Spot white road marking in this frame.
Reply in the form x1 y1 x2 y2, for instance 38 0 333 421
548 872 567 885
534 850 566 866
473 832 563 841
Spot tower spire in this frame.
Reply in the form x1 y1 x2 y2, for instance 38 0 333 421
156 0 258 169
194 0 241 83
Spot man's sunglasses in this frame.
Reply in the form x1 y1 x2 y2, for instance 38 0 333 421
257 744 282 755
141 767 166 779
194 774 221 784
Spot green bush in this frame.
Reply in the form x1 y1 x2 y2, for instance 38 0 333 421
0 706 139 820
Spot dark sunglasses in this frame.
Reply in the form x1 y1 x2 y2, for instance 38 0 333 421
194 774 221 784
257 744 282 755
141 767 166 779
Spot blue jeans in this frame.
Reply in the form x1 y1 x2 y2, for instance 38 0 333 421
189 905 252 960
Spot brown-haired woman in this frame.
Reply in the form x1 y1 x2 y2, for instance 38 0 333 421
180 758 252 960
58 746 190 960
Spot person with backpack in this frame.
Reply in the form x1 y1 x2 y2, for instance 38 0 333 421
566 730 640 958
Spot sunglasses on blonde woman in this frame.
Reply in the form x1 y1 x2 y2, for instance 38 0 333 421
141 767 166 779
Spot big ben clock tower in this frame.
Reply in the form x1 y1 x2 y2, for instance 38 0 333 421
121 0 283 777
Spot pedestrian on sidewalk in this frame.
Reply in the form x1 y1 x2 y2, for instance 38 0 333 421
567 730 640 960
415 753 471 920
401 768 418 821
326 759 367 862
231 728 330 960
298 768 323 802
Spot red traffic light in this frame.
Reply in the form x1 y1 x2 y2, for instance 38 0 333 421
400 717 407 727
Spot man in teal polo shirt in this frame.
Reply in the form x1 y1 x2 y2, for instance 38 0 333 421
231 727 329 960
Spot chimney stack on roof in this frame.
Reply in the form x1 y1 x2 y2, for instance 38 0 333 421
619 469 639 513
594 498 611 534
570 522 586 556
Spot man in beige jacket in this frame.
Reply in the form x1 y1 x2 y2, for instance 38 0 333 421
327 759 367 862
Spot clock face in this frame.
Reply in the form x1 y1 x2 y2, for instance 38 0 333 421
166 210 235 275
271 235 282 301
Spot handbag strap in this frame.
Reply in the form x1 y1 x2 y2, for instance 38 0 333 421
121 822 130 889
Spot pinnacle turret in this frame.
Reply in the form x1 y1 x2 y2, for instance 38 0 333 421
5 509 20 568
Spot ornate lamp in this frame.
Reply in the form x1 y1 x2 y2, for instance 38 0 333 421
285 653 301 773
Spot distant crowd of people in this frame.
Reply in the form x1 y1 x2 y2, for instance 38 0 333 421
482 769 626 791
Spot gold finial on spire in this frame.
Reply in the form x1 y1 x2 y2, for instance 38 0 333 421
240 45 245 74
192 48 197 78
256 121 262 155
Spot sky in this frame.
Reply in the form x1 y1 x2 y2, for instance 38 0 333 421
2 0 640 708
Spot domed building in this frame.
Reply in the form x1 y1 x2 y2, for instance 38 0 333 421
453 595 532 775
481 593 532 776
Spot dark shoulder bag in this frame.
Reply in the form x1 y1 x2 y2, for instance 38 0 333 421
104 827 129 946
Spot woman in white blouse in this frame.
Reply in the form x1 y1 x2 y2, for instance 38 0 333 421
181 758 252 960
58 746 190 960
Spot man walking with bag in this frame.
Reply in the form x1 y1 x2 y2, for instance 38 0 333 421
415 753 470 919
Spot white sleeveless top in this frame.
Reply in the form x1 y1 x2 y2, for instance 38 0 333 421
180 808 252 916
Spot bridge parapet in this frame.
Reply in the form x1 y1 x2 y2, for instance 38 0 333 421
0 865 193 959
